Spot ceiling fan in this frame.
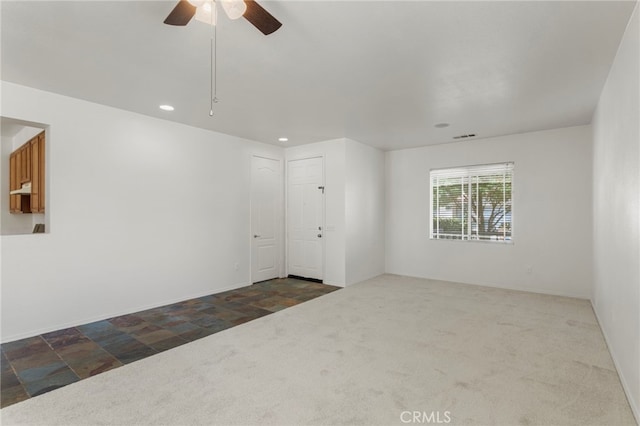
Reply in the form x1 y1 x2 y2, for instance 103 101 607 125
164 0 282 35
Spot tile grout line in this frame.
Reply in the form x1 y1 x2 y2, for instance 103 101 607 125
59 327 120 380
7 335 80 400
1 347 30 401
37 334 82 392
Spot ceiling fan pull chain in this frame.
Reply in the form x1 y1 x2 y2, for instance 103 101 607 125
209 1 218 116
209 32 214 116
213 4 218 105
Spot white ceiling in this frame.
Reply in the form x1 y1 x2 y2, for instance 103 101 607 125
1 1 636 150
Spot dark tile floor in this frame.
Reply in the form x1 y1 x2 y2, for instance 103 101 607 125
0 278 339 408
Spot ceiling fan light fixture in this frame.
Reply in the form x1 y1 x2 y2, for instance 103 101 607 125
164 0 281 34
194 0 217 24
221 0 247 20
187 0 206 7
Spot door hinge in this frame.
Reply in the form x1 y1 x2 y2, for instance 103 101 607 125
318 186 325 194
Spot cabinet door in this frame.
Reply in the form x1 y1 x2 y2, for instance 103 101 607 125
23 146 28 182
16 149 22 184
30 139 40 213
38 133 45 213
15 151 23 211
9 153 17 212
25 143 31 183
20 146 28 183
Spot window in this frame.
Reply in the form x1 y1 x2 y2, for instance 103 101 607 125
430 163 513 242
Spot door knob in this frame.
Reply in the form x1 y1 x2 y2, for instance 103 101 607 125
254 235 260 238
317 234 322 238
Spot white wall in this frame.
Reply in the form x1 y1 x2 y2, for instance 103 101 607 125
286 139 346 286
386 125 593 298
1 124 46 235
592 3 639 420
0 82 283 342
345 139 385 285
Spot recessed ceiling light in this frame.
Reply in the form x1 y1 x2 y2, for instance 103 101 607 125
159 105 174 111
435 123 450 128
278 137 289 142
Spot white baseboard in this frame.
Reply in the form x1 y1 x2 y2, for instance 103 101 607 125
591 300 639 425
1 281 250 344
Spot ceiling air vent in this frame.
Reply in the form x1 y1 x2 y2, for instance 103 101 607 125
453 133 477 140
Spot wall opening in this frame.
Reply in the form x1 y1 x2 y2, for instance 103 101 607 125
1 116 49 236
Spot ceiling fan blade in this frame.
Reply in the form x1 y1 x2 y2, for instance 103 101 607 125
164 0 197 26
243 0 282 35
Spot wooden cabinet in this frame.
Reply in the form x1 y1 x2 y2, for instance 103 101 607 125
16 149 23 182
9 131 45 214
31 133 45 213
30 137 39 212
9 154 18 212
9 145 27 213
19 144 31 183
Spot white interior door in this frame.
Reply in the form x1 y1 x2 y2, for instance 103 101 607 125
287 157 324 280
251 156 281 283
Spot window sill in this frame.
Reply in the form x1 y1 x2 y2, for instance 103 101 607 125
429 237 514 245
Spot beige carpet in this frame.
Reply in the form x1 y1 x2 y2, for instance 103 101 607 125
1 274 636 425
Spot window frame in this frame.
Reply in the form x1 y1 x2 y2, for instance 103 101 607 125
429 162 514 244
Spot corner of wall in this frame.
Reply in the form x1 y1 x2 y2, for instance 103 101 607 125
344 138 385 285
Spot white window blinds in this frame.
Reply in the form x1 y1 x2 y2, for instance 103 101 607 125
430 163 513 242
